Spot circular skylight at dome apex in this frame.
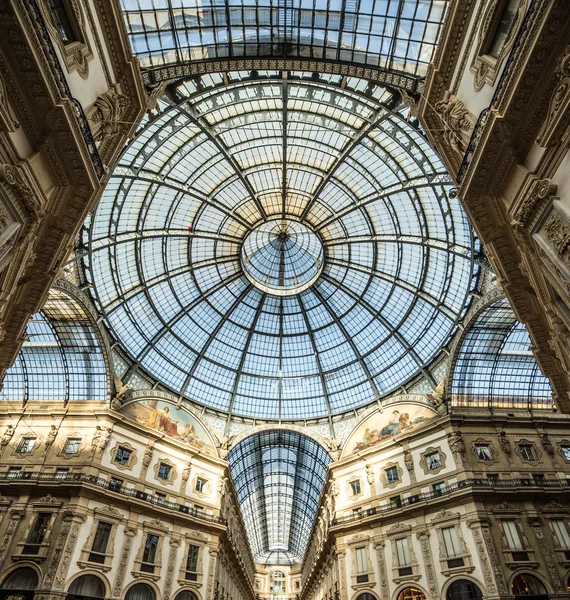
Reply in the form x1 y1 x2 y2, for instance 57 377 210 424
80 71 480 422
241 219 324 296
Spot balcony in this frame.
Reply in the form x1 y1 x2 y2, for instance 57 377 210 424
332 478 570 526
0 470 223 525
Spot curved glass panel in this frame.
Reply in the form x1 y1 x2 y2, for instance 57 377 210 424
451 298 552 409
80 72 479 420
0 290 107 404
120 0 449 80
227 430 330 566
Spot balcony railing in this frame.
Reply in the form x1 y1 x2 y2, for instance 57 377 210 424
332 477 570 525
0 470 224 524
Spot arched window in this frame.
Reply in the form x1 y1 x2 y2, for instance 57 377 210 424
271 571 286 594
447 580 483 600
174 592 198 600
67 575 106 599
451 298 552 409
125 583 156 600
0 289 107 404
398 588 427 600
512 574 548 597
356 594 377 600
1 567 39 590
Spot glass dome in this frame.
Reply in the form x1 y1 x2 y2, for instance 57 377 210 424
80 71 479 420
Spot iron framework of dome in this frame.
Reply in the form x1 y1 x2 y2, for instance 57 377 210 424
79 70 480 421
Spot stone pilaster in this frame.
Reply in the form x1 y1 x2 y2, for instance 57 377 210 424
112 525 138 598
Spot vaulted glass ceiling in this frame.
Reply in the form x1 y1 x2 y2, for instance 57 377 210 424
79 71 479 420
227 430 330 566
451 298 553 409
120 0 449 88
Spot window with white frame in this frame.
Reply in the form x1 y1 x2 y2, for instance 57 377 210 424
185 544 200 581
386 466 399 484
350 479 361 496
426 452 442 470
475 444 492 461
64 438 81 454
395 537 412 576
441 526 464 568
552 520 570 549
18 438 36 454
354 546 368 583
502 520 523 550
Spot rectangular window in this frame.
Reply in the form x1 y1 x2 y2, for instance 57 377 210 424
386 466 399 484
114 446 132 465
194 505 204 516
395 537 411 567
109 477 123 492
562 446 570 461
502 520 523 550
488 0 521 58
158 463 171 480
487 474 500 484
55 468 69 480
426 452 442 470
433 482 446 496
519 444 537 461
7 467 21 479
155 493 166 505
24 512 51 554
18 438 36 454
195 477 207 492
186 544 199 580
390 495 402 509
552 520 570 549
441 526 462 558
475 444 492 461
65 438 81 454
46 0 77 44
532 473 545 484
354 546 368 582
142 534 159 570
352 508 362 519
88 521 112 563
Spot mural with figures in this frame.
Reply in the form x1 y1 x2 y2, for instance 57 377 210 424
120 399 215 454
343 402 439 457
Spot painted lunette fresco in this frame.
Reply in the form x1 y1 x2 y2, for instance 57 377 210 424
120 399 214 454
345 403 439 456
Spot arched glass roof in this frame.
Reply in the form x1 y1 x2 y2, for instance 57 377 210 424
120 0 449 86
0 289 108 404
227 430 330 566
80 71 479 420
451 298 553 409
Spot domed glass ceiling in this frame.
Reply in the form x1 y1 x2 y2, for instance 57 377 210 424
80 71 479 420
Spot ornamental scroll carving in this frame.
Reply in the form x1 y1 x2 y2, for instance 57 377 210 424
537 45 570 147
511 179 557 229
0 164 43 219
0 510 23 567
543 215 570 267
54 513 86 588
417 530 438 599
0 72 19 131
374 541 389 599
89 88 130 142
434 92 475 155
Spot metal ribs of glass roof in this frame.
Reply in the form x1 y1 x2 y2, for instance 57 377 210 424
80 72 479 421
227 430 331 566
451 298 553 410
120 0 449 85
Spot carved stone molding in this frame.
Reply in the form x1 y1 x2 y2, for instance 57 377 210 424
537 45 570 147
511 178 557 230
417 530 438 599
112 526 137 598
528 519 563 592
